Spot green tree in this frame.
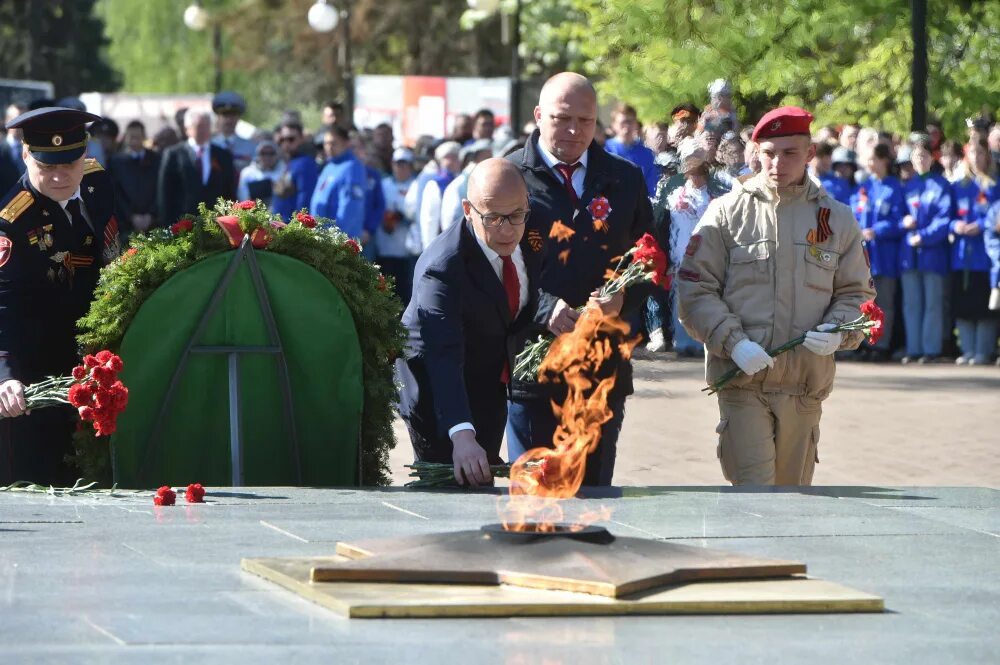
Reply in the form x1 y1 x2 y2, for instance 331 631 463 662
571 0 999 139
0 0 120 97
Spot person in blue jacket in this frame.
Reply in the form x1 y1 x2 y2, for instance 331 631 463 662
605 103 659 196
984 200 1000 365
949 138 1000 365
851 143 906 361
271 121 318 220
311 125 366 238
822 146 858 206
899 139 953 363
350 137 386 258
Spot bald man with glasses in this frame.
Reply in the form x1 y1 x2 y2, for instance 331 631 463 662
397 158 541 486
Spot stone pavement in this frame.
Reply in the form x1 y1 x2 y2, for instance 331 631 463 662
1 486 996 663
391 358 1000 488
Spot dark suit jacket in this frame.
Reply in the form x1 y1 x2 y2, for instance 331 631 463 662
109 150 161 231
397 219 540 463
506 130 654 401
157 142 235 226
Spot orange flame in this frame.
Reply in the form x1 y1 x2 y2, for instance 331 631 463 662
549 220 576 242
499 308 640 531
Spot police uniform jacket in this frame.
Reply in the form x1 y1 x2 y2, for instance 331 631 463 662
677 173 875 400
506 130 654 401
0 160 119 384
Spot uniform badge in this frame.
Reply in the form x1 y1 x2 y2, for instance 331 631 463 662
527 229 543 252
808 245 833 263
558 248 571 265
769 120 782 132
87 186 95 194
102 217 121 262
685 234 702 257
0 237 11 267
85 236 93 246
592 218 609 233
42 210 50 217
678 268 701 282
52 134 63 146
27 224 54 251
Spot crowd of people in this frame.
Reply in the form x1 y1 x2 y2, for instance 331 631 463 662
3 80 998 367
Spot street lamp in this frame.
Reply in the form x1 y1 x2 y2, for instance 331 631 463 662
467 0 501 11
183 2 222 93
307 0 340 32
308 1 353 121
183 2 209 31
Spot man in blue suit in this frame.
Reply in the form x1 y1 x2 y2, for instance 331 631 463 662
397 159 538 486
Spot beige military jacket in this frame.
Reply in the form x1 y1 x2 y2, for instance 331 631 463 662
677 173 875 399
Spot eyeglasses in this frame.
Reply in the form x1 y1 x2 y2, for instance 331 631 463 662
467 202 530 228
277 136 298 144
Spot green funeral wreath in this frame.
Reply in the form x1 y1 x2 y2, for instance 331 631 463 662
72 199 405 485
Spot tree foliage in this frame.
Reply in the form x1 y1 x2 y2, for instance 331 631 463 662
571 0 999 138
0 0 120 97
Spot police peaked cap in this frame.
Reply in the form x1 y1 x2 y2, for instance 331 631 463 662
6 106 103 164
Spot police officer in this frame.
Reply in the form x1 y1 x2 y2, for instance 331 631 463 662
678 106 874 486
211 91 257 176
0 107 121 485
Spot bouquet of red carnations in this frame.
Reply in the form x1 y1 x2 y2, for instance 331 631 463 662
5 350 129 437
512 233 670 382
703 300 885 395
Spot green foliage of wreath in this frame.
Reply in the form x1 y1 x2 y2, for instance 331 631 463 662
71 200 405 486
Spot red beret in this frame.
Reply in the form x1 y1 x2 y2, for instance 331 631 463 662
751 106 814 142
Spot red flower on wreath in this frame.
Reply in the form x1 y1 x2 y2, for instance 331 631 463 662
154 486 176 506
633 233 670 287
170 219 194 235
588 195 612 221
345 239 361 254
377 274 387 291
295 212 317 228
235 200 256 210
185 483 206 503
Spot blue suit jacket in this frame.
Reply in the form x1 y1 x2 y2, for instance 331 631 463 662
397 220 539 459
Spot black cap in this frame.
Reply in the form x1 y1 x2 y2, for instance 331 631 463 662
212 91 246 115
89 117 120 139
6 106 103 164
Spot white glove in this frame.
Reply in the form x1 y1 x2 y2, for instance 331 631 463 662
803 323 842 356
731 339 775 375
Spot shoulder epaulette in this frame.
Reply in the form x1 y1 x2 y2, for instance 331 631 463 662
83 158 104 175
0 190 34 223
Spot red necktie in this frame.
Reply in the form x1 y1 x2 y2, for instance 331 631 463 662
500 254 520 384
555 162 581 204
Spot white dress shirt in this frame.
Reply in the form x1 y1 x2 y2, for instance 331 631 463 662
57 188 94 231
187 137 211 185
448 235 529 441
535 139 589 199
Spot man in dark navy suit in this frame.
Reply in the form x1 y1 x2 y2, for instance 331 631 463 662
157 109 235 226
0 107 121 485
397 159 538 486
505 72 654 487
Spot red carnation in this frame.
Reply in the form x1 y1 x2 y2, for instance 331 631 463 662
106 354 124 373
68 383 93 407
185 483 206 503
170 219 194 235
153 486 176 506
296 212 317 228
92 366 115 388
96 350 112 364
345 239 361 254
71 365 87 381
78 405 95 421
633 233 669 286
108 381 129 410
94 418 116 437
860 299 886 346
83 354 99 369
377 274 387 291
235 200 256 210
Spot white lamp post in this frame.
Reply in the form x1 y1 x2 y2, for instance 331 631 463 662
308 0 340 33
183 2 209 31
